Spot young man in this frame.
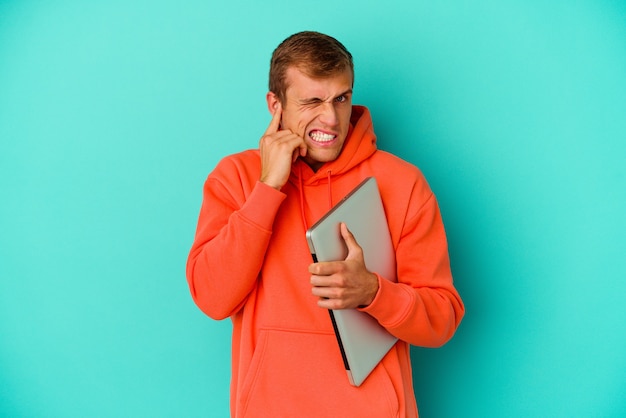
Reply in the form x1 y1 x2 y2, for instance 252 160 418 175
186 31 464 417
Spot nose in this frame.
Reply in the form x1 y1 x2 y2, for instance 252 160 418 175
318 102 338 126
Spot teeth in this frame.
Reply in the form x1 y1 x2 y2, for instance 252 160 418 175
310 131 335 142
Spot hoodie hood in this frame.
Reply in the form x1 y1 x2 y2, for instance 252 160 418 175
289 105 377 185
288 105 377 230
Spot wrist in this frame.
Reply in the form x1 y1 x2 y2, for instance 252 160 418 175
260 179 282 190
358 273 380 308
259 173 284 190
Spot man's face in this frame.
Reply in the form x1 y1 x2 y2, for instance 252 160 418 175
277 67 353 171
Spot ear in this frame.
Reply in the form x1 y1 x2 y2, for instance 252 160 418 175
266 92 281 114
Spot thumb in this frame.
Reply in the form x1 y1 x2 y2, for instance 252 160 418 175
340 222 363 260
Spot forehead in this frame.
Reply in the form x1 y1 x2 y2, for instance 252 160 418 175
284 66 353 99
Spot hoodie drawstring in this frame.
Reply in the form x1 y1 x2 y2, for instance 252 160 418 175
326 170 333 208
298 165 308 232
297 164 333 232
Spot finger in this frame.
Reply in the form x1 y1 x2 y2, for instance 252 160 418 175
299 142 308 157
313 287 350 310
292 139 308 161
259 128 292 146
311 279 341 298
292 145 301 163
291 141 307 162
264 101 282 136
310 271 334 286
340 223 360 254
309 260 343 276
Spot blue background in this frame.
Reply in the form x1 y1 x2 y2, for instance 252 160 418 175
1 1 625 417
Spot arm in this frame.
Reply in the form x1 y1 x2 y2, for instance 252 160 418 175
308 183 464 347
360 192 464 347
186 175 285 320
186 101 306 319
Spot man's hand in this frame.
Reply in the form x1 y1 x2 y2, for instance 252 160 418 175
259 103 307 190
309 223 379 310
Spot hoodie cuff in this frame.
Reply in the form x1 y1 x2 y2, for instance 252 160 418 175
358 274 414 328
237 181 286 231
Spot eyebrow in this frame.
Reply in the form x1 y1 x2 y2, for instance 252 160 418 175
299 88 353 105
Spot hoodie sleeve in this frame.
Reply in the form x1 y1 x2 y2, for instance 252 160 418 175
359 189 464 348
186 159 286 320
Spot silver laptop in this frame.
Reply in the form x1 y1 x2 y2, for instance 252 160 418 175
305 177 398 387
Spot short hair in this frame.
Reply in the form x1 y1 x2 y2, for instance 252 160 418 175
269 31 354 103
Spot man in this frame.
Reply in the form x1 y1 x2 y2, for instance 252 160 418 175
186 31 464 417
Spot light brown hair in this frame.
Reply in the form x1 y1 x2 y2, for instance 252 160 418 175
269 31 354 103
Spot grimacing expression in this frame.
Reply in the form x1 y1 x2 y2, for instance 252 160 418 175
274 67 353 171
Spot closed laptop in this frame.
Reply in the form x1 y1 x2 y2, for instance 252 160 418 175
306 177 398 387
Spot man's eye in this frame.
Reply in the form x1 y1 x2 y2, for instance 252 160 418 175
335 96 346 103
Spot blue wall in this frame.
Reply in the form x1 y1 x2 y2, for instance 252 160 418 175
1 1 624 417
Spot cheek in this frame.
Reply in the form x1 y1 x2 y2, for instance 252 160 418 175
339 106 352 126
282 112 303 134
296 110 319 135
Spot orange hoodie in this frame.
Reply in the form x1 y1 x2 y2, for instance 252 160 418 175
187 106 464 417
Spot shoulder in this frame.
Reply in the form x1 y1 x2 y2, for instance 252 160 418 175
202 149 261 200
371 150 423 176
210 149 261 180
367 150 434 212
214 149 260 171
370 151 431 193
206 150 261 191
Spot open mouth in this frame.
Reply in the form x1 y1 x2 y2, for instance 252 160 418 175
309 130 336 144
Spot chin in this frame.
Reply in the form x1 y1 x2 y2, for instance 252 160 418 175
313 151 340 165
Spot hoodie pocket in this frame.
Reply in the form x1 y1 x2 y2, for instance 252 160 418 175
238 328 399 418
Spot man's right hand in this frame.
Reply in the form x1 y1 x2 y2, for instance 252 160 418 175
259 103 307 190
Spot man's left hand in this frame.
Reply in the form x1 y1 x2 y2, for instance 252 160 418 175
309 223 379 310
